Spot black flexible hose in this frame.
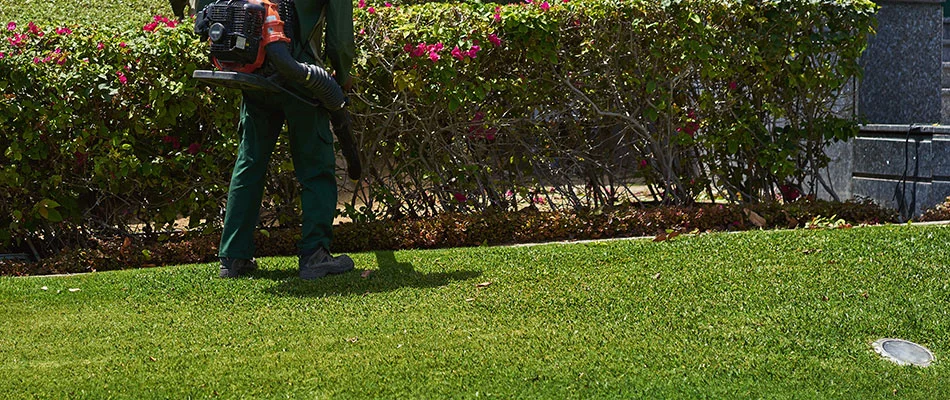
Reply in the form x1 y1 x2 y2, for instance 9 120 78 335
264 41 361 179
264 42 346 111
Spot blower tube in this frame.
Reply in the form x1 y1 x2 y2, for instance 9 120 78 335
265 41 345 111
264 41 361 180
264 41 363 180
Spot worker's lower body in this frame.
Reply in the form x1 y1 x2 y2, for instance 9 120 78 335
218 90 354 279
169 0 196 20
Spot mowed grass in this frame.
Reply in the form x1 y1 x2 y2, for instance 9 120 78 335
1 225 948 398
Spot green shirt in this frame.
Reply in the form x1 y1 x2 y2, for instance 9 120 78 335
296 0 355 86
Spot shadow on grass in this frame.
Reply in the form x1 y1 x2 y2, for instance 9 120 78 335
262 250 481 298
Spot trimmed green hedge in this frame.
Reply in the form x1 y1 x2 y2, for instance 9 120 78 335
0 0 877 254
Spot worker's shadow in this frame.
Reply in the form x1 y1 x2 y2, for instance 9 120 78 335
263 250 481 298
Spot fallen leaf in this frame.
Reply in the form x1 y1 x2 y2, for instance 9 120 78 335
148 356 157 362
465 298 476 302
121 236 132 253
802 248 822 255
476 282 492 289
41 286 48 291
667 231 680 240
68 288 80 292
652 272 661 280
743 208 767 228
821 295 829 301
653 232 668 242
346 337 359 343
360 270 373 279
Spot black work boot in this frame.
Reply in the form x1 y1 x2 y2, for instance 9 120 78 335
219 258 258 278
299 247 355 280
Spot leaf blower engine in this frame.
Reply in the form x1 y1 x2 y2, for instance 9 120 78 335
193 0 361 180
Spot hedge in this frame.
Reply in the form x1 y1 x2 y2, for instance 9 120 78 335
0 0 878 254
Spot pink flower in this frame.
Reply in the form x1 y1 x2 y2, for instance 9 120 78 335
7 34 24 47
56 57 65 65
367 6 376 13
358 28 365 35
358 0 365 8
539 1 550 11
28 22 43 37
488 33 502 47
429 51 440 62
429 42 444 52
6 22 15 31
384 2 392 6
467 45 480 59
97 42 104 50
451 46 464 60
32 57 41 64
778 185 801 202
119 42 127 48
728 81 737 91
410 42 426 57
143 22 159 32
505 190 514 197
493 7 502 22
454 193 467 203
188 142 201 155
117 71 128 85
562 0 569 3
639 159 648 169
55 27 72 35
532 196 545 205
163 136 182 149
0 52 5 59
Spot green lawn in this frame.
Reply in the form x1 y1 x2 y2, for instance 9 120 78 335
2 225 948 398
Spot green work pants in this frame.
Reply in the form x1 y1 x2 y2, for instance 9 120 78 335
218 91 337 259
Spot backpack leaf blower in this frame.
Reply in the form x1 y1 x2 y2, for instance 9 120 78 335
193 0 361 180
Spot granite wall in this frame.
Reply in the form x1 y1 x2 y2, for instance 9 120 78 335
851 125 950 220
859 0 943 125
819 0 949 219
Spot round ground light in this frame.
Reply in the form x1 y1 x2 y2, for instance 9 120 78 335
872 339 934 367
